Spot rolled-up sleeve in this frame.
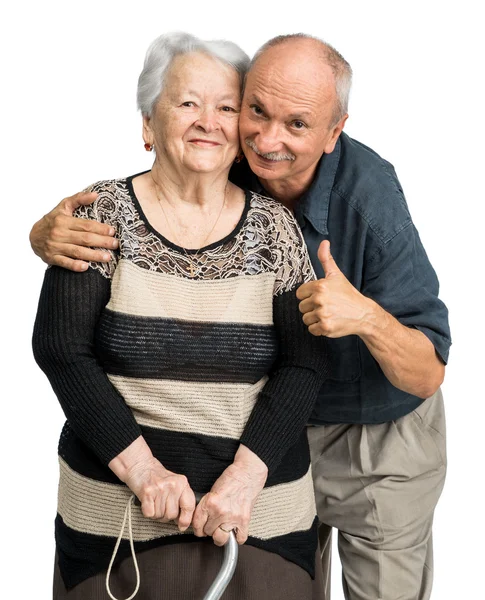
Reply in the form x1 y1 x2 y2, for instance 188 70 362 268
363 222 451 363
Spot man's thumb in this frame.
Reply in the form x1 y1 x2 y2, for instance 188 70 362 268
318 240 340 277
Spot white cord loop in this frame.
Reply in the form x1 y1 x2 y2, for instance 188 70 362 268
105 494 140 600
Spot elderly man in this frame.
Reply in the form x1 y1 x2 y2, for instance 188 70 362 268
30 34 450 600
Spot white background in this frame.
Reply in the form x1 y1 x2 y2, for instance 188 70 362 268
1 1 483 598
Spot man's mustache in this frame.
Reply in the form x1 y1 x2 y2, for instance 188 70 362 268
244 139 296 162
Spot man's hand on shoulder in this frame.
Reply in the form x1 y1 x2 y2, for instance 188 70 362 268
297 240 375 338
29 191 118 272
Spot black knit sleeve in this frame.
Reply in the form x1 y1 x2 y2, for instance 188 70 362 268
32 266 142 464
239 205 330 473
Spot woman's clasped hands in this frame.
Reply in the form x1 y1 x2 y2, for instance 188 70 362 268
109 437 268 545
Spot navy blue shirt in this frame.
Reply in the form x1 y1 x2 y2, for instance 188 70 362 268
230 132 451 424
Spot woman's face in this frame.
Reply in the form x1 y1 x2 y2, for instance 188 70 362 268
144 52 241 176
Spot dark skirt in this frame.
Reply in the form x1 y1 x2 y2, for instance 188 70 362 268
53 541 325 599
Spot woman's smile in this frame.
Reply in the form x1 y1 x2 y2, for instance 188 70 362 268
188 138 222 148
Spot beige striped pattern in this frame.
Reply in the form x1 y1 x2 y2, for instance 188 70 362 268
57 458 316 541
107 260 276 324
108 375 268 438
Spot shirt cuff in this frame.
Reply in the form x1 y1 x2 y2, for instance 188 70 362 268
414 325 451 365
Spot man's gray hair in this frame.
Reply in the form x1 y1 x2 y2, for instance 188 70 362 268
137 32 250 117
250 34 352 125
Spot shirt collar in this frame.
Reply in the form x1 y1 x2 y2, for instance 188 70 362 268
294 135 342 235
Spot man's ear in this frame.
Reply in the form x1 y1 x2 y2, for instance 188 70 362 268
324 114 348 154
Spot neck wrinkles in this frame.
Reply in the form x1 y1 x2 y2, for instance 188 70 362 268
150 156 230 207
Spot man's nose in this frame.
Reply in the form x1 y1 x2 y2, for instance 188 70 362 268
195 108 219 133
254 122 284 153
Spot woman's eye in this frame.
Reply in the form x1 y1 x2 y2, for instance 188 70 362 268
181 101 195 107
221 106 236 112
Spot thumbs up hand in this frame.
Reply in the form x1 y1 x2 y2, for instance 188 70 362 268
296 240 373 337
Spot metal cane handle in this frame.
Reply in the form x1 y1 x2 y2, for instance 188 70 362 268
202 531 238 599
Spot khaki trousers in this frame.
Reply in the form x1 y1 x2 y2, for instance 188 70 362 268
308 389 446 600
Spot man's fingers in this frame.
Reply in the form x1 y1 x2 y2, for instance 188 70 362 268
67 232 118 250
62 191 98 214
51 256 90 272
52 229 119 250
308 323 325 336
50 229 118 252
298 298 317 314
318 240 341 277
53 215 116 239
69 219 116 238
302 311 320 327
50 244 112 264
296 282 313 300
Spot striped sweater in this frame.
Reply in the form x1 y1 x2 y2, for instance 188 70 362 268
33 174 330 589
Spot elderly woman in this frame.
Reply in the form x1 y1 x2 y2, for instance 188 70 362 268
33 32 329 599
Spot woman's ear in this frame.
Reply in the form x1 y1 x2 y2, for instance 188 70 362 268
234 149 245 163
142 115 154 148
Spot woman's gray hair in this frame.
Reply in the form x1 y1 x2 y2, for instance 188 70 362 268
251 34 352 125
137 32 250 117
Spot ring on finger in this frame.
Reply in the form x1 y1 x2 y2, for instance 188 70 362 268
218 525 233 533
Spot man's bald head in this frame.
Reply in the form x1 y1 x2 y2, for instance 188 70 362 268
239 34 350 199
249 34 352 125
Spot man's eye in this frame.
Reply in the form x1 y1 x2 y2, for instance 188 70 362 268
292 120 306 130
250 105 263 116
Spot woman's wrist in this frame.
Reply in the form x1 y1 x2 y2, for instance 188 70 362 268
108 435 155 482
233 444 268 483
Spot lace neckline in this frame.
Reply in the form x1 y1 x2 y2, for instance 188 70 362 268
125 172 252 255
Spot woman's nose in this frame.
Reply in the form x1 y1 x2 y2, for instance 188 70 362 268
195 108 219 133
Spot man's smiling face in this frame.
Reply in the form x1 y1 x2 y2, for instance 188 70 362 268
239 38 346 191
